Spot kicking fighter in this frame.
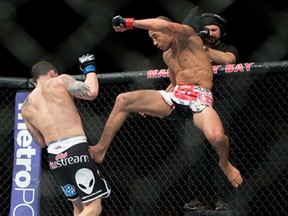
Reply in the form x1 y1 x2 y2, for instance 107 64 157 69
92 15 243 188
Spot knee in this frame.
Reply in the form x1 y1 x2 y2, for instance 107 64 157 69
205 130 227 146
115 93 130 110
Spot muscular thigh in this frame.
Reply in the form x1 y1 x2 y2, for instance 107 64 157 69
193 107 224 133
123 90 172 117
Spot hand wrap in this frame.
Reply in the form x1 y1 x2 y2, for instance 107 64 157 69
111 15 134 30
79 54 96 75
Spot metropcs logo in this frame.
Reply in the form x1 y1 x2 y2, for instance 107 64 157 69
10 97 40 216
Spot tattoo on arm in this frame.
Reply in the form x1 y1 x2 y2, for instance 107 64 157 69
61 76 93 99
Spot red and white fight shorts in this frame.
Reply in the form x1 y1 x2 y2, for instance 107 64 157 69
159 84 214 113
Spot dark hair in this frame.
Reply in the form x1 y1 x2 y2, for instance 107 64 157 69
199 13 228 36
31 61 57 81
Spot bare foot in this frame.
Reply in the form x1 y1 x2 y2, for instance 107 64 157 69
89 144 107 163
220 162 243 188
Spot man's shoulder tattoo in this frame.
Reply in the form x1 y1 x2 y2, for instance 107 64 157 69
61 76 91 98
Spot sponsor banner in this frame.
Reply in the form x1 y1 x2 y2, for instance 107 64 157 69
10 91 42 216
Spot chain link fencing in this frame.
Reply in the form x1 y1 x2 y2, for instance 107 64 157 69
0 62 288 216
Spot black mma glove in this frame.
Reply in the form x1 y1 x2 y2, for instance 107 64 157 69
79 54 96 75
197 27 210 40
111 15 134 31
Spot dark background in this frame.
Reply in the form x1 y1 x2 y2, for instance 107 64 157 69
0 0 288 78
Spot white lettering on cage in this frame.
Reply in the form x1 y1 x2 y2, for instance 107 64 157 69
13 103 36 215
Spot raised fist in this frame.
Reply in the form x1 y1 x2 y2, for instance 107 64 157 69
79 54 96 75
111 15 134 32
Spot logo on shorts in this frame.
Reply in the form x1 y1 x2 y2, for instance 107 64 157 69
55 152 67 160
61 184 76 197
75 168 95 194
49 153 89 170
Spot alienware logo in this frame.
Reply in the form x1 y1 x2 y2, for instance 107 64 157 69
75 168 95 194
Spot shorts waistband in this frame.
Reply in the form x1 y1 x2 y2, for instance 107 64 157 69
48 136 87 146
175 84 211 93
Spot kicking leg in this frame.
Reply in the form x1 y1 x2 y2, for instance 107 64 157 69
92 89 171 163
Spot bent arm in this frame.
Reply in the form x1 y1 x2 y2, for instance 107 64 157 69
204 47 237 64
60 74 99 100
84 72 99 98
165 68 176 92
24 120 46 148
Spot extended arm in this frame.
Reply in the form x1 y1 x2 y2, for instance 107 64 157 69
112 15 196 39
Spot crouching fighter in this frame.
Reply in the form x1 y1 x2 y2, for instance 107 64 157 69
21 54 111 216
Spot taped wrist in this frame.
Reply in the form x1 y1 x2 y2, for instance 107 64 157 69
125 18 134 29
83 65 96 75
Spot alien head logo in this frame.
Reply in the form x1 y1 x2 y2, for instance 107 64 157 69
75 168 95 194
